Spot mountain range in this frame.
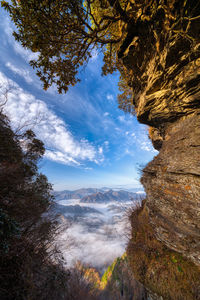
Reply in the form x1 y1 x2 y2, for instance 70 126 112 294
54 203 102 215
81 190 140 203
54 188 145 202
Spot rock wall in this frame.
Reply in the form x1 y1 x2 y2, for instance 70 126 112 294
120 15 200 266
142 113 200 266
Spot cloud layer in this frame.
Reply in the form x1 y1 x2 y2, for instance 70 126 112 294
55 199 133 272
0 72 103 166
6 62 33 84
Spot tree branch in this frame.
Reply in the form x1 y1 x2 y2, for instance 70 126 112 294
107 0 129 22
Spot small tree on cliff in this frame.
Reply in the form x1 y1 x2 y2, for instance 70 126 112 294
2 0 200 108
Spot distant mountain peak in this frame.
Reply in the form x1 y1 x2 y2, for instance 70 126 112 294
80 189 143 203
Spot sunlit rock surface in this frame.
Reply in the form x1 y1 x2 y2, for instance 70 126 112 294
121 20 200 266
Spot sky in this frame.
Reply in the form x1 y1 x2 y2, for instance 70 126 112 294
0 8 157 191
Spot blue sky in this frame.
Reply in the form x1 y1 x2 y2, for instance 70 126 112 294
0 9 157 191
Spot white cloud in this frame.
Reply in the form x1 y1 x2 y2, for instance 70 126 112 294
98 147 103 154
137 132 158 154
45 150 81 166
104 112 109 117
6 62 33 83
103 141 109 152
106 94 114 101
90 48 98 61
125 149 131 154
3 17 38 62
118 115 125 122
12 42 38 62
140 141 152 152
0 72 104 166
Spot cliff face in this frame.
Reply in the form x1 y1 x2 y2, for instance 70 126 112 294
127 202 200 300
142 114 200 266
120 16 200 267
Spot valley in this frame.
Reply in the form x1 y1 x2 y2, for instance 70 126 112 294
53 189 144 273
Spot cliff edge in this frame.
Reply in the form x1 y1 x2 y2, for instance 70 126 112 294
119 0 200 268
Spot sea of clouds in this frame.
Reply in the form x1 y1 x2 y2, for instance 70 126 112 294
54 199 137 273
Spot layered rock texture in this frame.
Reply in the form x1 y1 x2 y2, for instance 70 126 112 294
142 114 200 266
119 2 200 268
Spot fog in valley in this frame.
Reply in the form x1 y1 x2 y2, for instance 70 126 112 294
53 192 142 273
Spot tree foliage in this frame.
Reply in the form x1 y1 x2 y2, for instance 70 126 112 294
0 110 62 299
1 0 126 93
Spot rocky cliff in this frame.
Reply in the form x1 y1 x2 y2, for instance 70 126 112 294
142 114 200 266
119 1 200 269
